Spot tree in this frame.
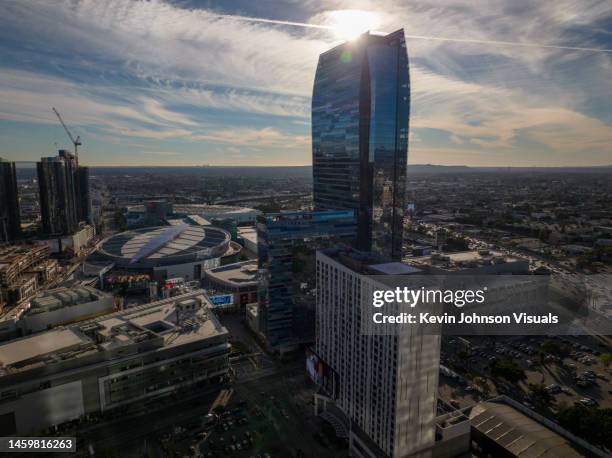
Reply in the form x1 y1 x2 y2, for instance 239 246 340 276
576 254 597 272
255 202 281 213
292 256 306 274
490 359 526 383
212 405 225 415
472 376 489 397
601 353 612 370
538 228 551 242
444 235 470 252
528 383 554 408
114 210 127 231
539 351 546 366
540 340 570 358
556 405 612 451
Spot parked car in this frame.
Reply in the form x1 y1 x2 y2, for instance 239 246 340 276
546 384 561 395
577 398 597 407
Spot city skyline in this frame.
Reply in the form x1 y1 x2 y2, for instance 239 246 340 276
0 0 611 167
0 2 609 455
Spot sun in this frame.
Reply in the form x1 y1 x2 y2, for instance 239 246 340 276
327 10 381 41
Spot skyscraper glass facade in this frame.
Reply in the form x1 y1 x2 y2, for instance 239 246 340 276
0 159 21 242
256 210 356 350
37 150 88 236
76 166 91 224
312 29 410 261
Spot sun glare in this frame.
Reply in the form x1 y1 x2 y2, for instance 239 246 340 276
328 10 381 41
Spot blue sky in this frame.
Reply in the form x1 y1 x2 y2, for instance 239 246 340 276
0 0 611 166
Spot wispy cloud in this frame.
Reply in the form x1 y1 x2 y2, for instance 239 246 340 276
0 0 610 165
135 150 179 156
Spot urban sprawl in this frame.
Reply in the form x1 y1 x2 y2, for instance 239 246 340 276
0 29 611 458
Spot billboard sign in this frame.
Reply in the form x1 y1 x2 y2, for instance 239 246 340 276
209 294 233 307
305 347 338 399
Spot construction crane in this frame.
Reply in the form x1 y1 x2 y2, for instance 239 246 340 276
52 107 81 160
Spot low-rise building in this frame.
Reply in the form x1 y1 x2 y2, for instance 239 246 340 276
245 303 263 337
38 224 95 256
203 260 258 307
468 396 607 458
0 303 27 342
93 224 237 282
3 274 38 310
405 249 529 274
0 285 115 343
24 259 61 286
237 226 258 256
22 286 115 334
0 244 55 309
126 204 260 228
0 290 229 436
0 244 49 288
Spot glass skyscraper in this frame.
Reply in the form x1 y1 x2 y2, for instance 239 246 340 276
37 150 89 236
312 29 410 261
256 210 356 350
0 158 21 242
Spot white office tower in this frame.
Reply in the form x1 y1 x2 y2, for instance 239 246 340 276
315 249 441 458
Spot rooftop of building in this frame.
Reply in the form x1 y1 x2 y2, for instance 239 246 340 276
96 224 231 267
6 272 37 286
0 328 86 367
318 248 414 276
204 260 258 287
259 210 355 223
29 285 111 313
127 204 259 215
167 215 212 227
320 29 405 57
176 204 259 215
185 215 211 226
81 261 114 277
406 249 525 271
368 262 422 275
25 258 59 271
468 396 600 458
0 290 227 376
237 226 257 243
0 243 48 261
39 150 77 163
0 302 29 323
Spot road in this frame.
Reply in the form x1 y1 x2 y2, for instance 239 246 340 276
68 359 305 456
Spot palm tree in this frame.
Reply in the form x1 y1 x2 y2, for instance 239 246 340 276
473 376 489 397
528 383 554 409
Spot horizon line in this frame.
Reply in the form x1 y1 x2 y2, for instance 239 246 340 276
9 162 612 169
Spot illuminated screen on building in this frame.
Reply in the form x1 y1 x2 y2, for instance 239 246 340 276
209 294 233 306
305 347 338 399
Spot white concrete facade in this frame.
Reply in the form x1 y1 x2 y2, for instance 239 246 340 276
316 251 441 458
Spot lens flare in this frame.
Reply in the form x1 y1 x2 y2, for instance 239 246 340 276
328 10 381 41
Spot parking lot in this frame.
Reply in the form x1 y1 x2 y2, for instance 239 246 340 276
168 369 346 458
439 334 612 411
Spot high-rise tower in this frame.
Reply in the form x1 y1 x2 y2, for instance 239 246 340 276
37 150 80 235
75 166 91 223
312 29 410 261
0 158 21 242
256 210 356 351
315 249 440 457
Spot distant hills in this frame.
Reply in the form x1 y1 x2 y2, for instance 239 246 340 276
12 161 612 179
406 164 612 174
